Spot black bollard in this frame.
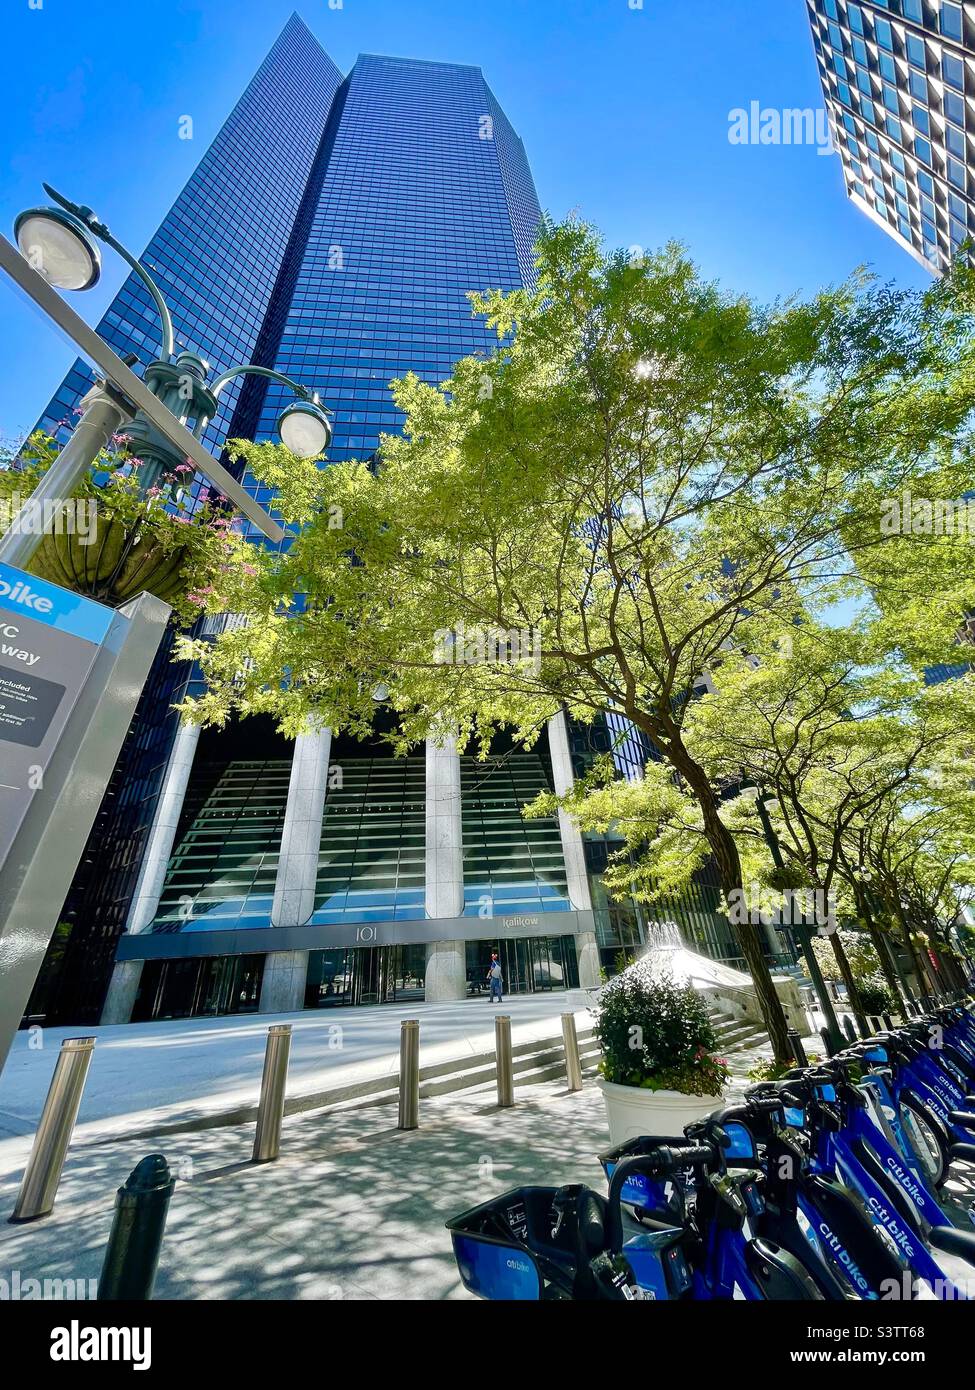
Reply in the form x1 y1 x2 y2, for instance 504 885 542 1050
820 1026 837 1058
841 1015 858 1044
882 1013 894 1031
786 1029 808 1066
97 1155 175 1301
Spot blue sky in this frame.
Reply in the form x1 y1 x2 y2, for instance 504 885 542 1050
1 0 929 438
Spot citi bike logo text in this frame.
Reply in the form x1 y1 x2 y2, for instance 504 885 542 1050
433 622 542 675
728 102 836 156
0 576 53 615
817 1222 869 1292
884 1156 929 1213
727 884 837 934
867 1196 916 1260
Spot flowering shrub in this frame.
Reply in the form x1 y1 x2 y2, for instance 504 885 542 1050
1 431 254 622
593 957 729 1096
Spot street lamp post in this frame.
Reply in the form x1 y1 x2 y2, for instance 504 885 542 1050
2 184 332 566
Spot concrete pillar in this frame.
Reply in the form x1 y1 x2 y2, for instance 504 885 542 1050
126 721 201 934
424 940 468 1002
100 959 145 1025
575 931 603 991
547 711 593 911
424 734 467 1001
259 950 309 1016
262 726 332 1014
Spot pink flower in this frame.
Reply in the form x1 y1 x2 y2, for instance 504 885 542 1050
111 433 133 447
186 592 206 607
174 463 193 476
128 456 144 469
241 564 257 576
145 486 163 499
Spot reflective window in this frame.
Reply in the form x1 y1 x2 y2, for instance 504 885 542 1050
944 53 965 90
941 3 963 43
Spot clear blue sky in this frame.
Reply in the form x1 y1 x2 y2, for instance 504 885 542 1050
1 0 929 438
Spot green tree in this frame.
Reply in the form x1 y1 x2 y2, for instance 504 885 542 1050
177 220 975 1061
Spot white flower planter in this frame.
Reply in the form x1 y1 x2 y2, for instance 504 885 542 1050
598 1078 722 1146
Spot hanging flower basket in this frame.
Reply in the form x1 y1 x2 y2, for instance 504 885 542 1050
29 515 195 608
2 431 249 621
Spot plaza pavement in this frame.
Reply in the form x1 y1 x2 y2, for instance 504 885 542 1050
1 1018 971 1301
0 993 595 1148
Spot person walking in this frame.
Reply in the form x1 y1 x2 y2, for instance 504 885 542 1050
487 953 504 1003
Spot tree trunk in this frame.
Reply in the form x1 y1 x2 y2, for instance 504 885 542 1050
829 933 868 1036
664 739 792 1062
855 889 905 1014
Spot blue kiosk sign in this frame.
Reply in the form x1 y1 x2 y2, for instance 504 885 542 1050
0 564 115 871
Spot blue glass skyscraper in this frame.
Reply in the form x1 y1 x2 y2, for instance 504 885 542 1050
27 16 624 1025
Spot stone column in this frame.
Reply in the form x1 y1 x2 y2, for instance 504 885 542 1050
100 721 201 1024
100 960 145 1026
424 734 467 1001
259 950 310 1015
547 712 601 989
260 726 331 1014
128 722 202 934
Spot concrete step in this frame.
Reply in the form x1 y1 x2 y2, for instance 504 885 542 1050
707 1007 769 1054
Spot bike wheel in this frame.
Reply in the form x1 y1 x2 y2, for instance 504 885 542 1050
900 1096 949 1189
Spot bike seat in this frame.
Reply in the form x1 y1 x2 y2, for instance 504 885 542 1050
927 1225 975 1263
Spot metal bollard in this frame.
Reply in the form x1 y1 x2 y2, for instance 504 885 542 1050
10 1037 95 1223
97 1155 175 1301
398 1019 420 1131
841 1015 858 1045
819 1025 837 1058
882 1013 894 1031
786 1028 808 1067
495 1015 514 1108
561 1013 583 1092
252 1024 292 1162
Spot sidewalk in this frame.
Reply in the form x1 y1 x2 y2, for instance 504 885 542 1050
0 994 593 1148
3 1048 970 1301
0 1076 614 1301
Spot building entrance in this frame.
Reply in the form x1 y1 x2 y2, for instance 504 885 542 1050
466 936 579 996
304 944 426 1008
133 954 264 1022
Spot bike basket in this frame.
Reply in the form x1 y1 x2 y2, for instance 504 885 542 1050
446 1187 579 1300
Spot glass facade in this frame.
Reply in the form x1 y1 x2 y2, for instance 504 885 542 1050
461 753 570 917
241 53 540 535
807 0 975 272
567 714 747 975
147 759 291 933
310 757 426 926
